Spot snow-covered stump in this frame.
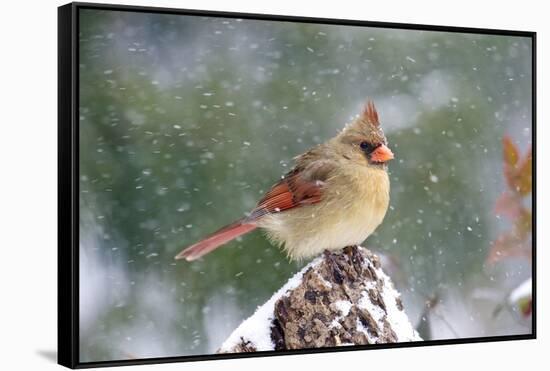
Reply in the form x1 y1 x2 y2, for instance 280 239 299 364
218 246 421 353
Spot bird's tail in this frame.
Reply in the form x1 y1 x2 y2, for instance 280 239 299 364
174 219 257 261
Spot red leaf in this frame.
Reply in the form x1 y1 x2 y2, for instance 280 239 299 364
488 134 532 266
520 299 532 317
487 233 531 264
494 192 522 219
515 146 532 196
502 136 519 168
514 208 532 240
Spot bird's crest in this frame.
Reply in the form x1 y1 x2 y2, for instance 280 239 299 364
361 100 380 127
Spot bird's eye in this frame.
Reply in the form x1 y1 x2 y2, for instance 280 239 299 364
360 141 374 152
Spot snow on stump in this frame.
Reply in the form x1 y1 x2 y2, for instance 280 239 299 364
218 246 421 353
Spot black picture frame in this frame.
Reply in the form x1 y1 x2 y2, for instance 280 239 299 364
58 2 537 368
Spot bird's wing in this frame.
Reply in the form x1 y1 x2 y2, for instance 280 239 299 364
248 159 335 220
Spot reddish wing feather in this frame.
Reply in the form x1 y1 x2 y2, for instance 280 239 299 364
249 169 324 219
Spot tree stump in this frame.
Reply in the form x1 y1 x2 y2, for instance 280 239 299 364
218 246 421 353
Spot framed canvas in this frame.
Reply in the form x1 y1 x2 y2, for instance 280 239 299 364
58 2 536 368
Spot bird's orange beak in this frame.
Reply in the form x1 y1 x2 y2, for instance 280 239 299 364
370 144 394 163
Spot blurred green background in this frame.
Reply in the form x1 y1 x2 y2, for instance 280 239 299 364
78 8 533 362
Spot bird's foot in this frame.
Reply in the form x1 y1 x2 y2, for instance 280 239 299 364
342 245 359 254
322 245 359 258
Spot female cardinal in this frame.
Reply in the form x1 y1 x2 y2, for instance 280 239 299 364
175 100 394 261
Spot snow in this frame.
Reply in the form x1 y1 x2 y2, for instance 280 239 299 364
356 318 377 343
316 272 333 289
334 300 352 317
373 266 421 342
219 256 323 352
357 289 385 323
508 278 532 304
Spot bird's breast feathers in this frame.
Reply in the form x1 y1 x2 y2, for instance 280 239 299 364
258 165 390 260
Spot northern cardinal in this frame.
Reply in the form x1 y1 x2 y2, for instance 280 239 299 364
175 100 394 261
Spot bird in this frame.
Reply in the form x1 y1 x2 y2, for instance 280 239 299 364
175 100 394 262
